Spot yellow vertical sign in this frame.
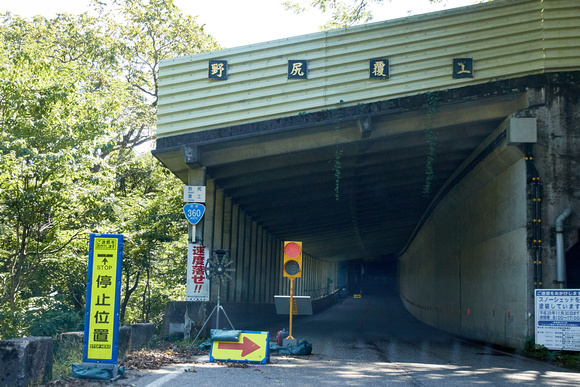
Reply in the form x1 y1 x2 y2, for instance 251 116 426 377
85 236 121 361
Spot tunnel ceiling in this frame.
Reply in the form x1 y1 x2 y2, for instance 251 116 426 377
154 89 528 263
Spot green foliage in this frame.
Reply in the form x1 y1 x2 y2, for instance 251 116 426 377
0 0 217 340
53 335 84 380
554 351 580 369
422 91 441 198
283 0 383 29
523 336 550 360
332 147 344 201
522 337 580 370
283 0 445 30
24 297 84 337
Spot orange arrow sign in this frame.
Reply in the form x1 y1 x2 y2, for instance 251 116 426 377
218 336 260 357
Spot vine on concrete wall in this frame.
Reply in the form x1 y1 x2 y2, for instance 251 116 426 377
422 91 441 198
332 146 343 201
332 101 345 201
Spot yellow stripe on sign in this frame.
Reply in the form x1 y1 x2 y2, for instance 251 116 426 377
87 237 119 360
354 294 362 298
211 332 269 363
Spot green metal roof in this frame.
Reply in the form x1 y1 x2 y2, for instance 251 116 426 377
156 0 580 139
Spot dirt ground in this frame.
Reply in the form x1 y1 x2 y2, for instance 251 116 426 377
44 343 211 386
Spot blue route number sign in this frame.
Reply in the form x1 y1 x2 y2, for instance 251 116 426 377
184 203 205 225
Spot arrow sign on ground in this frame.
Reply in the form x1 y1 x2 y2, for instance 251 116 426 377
217 336 260 357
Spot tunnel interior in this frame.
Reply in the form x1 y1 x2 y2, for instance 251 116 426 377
340 257 398 296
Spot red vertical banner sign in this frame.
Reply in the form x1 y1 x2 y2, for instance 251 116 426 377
187 243 209 301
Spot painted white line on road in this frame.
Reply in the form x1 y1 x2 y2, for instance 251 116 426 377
143 366 185 387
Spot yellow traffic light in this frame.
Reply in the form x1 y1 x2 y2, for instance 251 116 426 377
283 241 302 278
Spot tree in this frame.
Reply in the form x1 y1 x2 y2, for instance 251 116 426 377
0 12 125 337
0 0 219 338
283 0 444 29
107 153 186 324
91 0 220 155
86 0 219 324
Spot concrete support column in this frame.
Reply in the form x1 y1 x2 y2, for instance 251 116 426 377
187 168 206 245
229 204 241 302
272 235 280 298
222 197 233 300
242 214 253 302
183 179 338 304
233 206 245 302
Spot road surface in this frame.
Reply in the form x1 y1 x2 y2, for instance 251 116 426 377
118 290 580 386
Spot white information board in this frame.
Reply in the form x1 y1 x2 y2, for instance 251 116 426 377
535 289 580 351
183 186 206 203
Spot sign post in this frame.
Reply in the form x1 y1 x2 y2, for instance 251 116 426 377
282 241 303 345
77 233 123 380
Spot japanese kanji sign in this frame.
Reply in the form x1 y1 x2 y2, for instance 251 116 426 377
535 289 580 351
369 59 389 79
83 234 123 363
183 185 206 203
187 243 210 301
453 58 473 78
288 60 307 79
208 60 227 80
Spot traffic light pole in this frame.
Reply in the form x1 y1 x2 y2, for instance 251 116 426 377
288 277 295 340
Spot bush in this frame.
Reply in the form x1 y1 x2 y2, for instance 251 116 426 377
554 351 580 369
53 334 84 380
523 336 550 360
25 297 84 337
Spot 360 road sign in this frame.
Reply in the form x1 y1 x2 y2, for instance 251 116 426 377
183 203 205 225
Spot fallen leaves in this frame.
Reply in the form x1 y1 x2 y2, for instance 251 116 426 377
121 346 207 370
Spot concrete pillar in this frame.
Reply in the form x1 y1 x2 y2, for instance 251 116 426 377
231 204 242 302
254 226 264 302
265 234 275 302
187 168 206 245
204 179 216 299
222 197 234 301
213 187 225 250
248 221 258 301
242 214 253 302
259 228 269 303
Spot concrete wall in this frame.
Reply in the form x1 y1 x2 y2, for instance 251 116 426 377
399 79 580 350
160 292 342 339
533 82 580 289
400 134 529 348
0 337 53 387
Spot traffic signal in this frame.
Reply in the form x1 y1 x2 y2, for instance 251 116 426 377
283 241 302 278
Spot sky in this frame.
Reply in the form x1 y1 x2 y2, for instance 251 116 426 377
1 0 479 48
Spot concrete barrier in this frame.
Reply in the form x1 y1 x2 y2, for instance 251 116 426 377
118 326 132 359
161 293 340 339
130 323 155 351
58 327 132 360
0 323 156 385
0 337 53 387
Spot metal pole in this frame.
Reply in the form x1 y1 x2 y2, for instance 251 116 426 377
216 283 221 329
288 277 295 339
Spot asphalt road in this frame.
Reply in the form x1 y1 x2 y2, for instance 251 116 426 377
118 290 580 386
